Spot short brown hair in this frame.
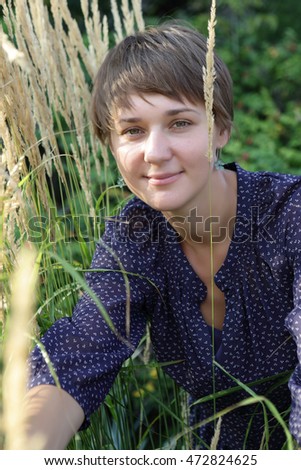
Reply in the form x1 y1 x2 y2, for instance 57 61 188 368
91 22 233 144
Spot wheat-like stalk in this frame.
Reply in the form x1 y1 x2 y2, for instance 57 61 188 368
203 0 217 163
132 0 145 31
2 246 39 449
1 0 145 243
203 0 218 430
0 32 32 275
210 416 222 449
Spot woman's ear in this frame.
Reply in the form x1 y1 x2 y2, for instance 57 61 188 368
216 127 231 153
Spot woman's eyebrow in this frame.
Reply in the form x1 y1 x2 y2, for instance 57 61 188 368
117 108 200 124
165 107 200 116
117 117 141 124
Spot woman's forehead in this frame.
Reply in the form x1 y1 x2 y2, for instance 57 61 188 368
111 92 197 118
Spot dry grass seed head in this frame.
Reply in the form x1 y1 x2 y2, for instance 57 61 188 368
203 0 217 163
3 246 39 449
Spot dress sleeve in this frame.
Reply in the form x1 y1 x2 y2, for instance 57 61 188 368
28 204 157 428
284 188 301 446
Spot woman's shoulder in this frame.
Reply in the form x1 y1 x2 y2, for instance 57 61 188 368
235 163 301 210
234 162 301 188
95 197 169 271
111 196 167 241
119 196 163 219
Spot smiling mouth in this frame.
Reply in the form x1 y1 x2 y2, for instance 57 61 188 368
146 172 183 186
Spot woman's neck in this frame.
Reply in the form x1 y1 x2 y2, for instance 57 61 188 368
162 169 237 247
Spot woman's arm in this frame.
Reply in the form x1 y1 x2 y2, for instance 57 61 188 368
26 201 157 449
24 385 85 449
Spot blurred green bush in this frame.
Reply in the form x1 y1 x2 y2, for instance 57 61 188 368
168 0 301 173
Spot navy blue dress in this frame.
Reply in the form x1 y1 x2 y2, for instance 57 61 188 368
29 163 301 449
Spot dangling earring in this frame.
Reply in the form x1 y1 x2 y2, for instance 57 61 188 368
214 148 224 170
214 159 224 170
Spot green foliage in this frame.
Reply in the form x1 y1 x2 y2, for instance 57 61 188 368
191 1 301 174
69 362 190 450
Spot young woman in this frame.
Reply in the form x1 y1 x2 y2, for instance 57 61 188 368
25 23 301 450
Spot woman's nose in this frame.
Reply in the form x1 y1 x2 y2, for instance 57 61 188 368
143 130 172 163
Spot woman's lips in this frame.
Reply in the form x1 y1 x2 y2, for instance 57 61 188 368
146 172 183 186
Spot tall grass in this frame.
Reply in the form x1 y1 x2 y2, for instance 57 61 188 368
0 0 296 450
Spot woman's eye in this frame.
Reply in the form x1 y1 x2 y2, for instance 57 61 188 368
172 120 190 129
124 128 143 136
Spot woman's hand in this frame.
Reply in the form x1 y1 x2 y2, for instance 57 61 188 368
24 385 85 449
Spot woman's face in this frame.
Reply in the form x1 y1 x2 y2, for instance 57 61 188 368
110 93 228 216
